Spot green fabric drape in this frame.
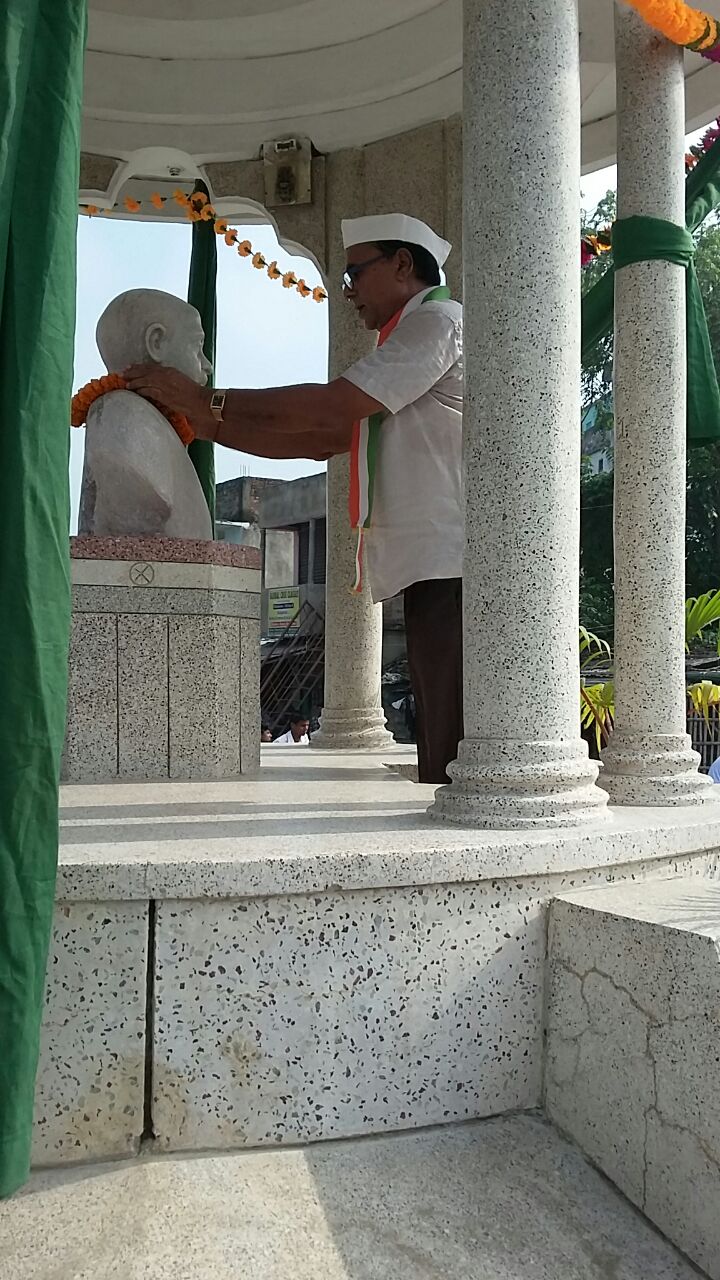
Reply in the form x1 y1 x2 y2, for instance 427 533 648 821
187 180 217 526
612 216 720 443
0 0 87 1198
582 132 720 444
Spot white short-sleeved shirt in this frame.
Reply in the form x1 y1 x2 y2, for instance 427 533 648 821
343 287 463 603
272 730 309 745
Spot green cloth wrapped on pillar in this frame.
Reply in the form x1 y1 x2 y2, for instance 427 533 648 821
612 215 720 444
0 0 87 1198
582 132 720 444
187 180 217 527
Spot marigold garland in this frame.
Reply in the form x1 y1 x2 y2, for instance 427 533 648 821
79 188 329 303
70 374 195 446
623 0 720 61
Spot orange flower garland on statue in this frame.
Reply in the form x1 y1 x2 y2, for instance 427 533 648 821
70 374 195 446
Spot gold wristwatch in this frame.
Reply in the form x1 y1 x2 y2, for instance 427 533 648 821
209 389 227 438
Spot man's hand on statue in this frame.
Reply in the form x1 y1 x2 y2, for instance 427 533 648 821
123 364 216 438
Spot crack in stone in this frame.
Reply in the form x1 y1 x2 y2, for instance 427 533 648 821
644 1107 720 1178
551 958 720 1205
560 961 658 1028
642 1024 658 1209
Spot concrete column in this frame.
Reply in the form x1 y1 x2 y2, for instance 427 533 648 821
600 5 713 805
311 150 392 750
431 0 608 828
312 455 392 748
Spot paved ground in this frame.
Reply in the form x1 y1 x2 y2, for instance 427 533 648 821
0 1114 702 1279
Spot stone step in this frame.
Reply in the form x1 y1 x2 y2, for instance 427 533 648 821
546 875 720 1280
2 1115 699 1280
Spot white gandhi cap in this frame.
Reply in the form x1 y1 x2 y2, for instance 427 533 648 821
341 214 452 269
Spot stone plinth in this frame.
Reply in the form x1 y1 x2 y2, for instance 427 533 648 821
62 536 262 783
546 878 720 1280
32 901 148 1168
35 752 720 1167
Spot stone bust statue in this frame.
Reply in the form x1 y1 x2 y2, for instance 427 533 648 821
79 288 213 540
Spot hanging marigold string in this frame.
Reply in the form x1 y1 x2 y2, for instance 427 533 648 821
622 0 720 62
79 187 328 303
70 374 195 445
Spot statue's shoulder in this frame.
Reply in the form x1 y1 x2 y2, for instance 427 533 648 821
86 388 167 433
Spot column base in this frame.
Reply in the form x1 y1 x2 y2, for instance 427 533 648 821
427 737 610 830
310 707 394 752
599 732 718 806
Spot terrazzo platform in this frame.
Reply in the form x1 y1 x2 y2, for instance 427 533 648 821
35 749 720 1168
6 1116 702 1280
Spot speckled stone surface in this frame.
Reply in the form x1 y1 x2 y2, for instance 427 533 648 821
239 618 261 774
63 578 260 782
72 557 260 593
5 1116 700 1279
169 615 241 779
117 614 168 779
546 876 720 1280
72 584 261 618
311 161 392 753
151 879 544 1151
56 751 720 901
149 843 720 1153
35 754 720 1161
32 902 147 1167
601 9 711 806
62 613 118 783
431 0 607 828
71 534 261 570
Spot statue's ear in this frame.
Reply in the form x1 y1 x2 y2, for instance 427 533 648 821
144 322 166 362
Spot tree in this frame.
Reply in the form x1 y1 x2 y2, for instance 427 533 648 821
581 190 616 411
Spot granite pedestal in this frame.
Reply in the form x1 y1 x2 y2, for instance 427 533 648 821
62 536 262 783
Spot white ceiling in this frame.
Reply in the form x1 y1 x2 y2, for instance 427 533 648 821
83 0 720 171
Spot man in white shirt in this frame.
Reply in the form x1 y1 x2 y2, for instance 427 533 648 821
272 712 310 745
125 213 464 783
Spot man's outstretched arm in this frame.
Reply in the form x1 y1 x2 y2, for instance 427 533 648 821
123 365 383 454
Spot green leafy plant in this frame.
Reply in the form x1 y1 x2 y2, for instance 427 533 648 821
579 603 720 750
685 588 720 651
579 624 611 669
580 680 615 753
687 678 720 725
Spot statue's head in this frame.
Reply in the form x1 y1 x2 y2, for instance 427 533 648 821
96 288 212 384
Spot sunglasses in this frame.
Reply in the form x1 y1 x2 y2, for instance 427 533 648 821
342 253 387 292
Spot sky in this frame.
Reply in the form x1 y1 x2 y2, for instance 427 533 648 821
71 136 706 531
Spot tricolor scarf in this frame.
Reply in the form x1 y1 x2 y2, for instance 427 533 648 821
349 284 451 592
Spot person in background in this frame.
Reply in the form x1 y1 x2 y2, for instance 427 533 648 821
261 725 273 743
273 712 310 745
708 756 720 783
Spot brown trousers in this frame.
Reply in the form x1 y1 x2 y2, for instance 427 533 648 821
403 578 463 784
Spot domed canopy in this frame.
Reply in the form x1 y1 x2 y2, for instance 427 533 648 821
83 0 720 172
